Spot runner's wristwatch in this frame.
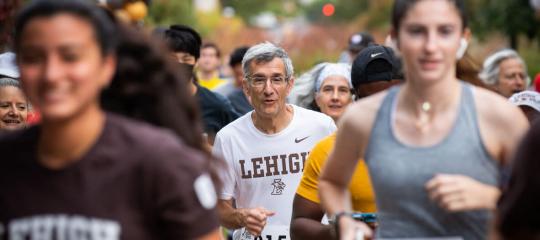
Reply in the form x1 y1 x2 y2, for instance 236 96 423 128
331 212 353 240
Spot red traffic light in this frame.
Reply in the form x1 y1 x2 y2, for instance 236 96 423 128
322 3 335 17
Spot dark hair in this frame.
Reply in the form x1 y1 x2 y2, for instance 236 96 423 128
101 23 222 189
392 0 468 31
0 0 21 50
229 46 250 68
497 122 540 239
164 24 202 60
102 23 203 155
201 42 221 58
14 0 117 56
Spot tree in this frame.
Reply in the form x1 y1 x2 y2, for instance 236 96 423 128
146 0 196 28
469 0 540 49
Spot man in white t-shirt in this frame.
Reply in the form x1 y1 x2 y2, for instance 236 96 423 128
213 42 336 240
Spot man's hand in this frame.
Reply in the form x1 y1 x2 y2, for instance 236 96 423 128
239 207 275 236
425 174 501 211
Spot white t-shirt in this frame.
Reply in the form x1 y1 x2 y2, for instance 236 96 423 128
213 105 336 240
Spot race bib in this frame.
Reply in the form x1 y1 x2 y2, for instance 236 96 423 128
234 225 289 240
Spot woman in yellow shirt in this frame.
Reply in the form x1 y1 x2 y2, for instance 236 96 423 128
290 44 403 240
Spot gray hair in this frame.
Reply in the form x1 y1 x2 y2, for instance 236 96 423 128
0 77 21 88
289 62 327 108
479 49 530 86
242 42 294 81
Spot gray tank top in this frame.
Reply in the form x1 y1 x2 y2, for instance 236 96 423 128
365 82 498 240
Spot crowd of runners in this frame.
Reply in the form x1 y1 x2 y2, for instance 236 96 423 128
1 0 540 240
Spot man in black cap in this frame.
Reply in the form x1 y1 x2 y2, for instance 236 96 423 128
352 44 403 98
338 32 375 64
290 44 403 240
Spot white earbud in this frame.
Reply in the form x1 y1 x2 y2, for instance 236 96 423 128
456 38 468 60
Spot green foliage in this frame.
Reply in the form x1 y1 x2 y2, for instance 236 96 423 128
365 1 392 30
221 0 289 21
520 42 540 79
220 0 368 24
146 0 196 28
469 0 540 48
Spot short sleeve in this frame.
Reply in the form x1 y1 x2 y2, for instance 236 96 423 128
296 135 334 203
212 132 236 200
149 139 220 239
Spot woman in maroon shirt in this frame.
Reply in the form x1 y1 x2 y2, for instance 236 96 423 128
0 1 220 239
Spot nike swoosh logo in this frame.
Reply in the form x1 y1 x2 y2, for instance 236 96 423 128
295 136 309 143
371 52 383 58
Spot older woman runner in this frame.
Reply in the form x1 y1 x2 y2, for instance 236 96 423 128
290 63 353 122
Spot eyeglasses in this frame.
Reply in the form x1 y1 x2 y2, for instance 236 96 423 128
247 75 288 88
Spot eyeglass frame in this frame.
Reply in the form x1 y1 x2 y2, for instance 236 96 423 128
245 74 291 88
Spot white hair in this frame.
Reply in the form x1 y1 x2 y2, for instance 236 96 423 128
0 77 21 88
479 49 530 86
288 62 327 108
315 63 352 92
242 42 294 81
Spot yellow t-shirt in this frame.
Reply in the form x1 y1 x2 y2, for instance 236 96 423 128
197 73 228 90
296 133 377 212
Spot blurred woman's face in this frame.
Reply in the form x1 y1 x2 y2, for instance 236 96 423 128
396 0 463 83
17 14 115 122
0 86 28 130
315 76 353 122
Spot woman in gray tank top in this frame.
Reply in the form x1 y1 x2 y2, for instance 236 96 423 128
318 0 529 239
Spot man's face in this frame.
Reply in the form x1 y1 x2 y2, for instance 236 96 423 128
243 58 293 119
198 47 220 73
172 51 196 65
496 58 527 98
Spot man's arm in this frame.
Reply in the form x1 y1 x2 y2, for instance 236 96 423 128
217 199 275 236
217 199 246 229
290 194 333 240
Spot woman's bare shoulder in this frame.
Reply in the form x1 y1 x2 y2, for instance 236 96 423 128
338 90 390 133
473 86 526 126
472 86 529 162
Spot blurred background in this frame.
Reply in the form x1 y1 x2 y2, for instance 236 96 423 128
2 0 539 75
148 0 540 75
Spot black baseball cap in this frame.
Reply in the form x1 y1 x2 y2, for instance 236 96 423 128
351 44 403 89
348 32 374 53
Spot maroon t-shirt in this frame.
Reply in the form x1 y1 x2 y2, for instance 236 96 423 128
0 113 219 239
